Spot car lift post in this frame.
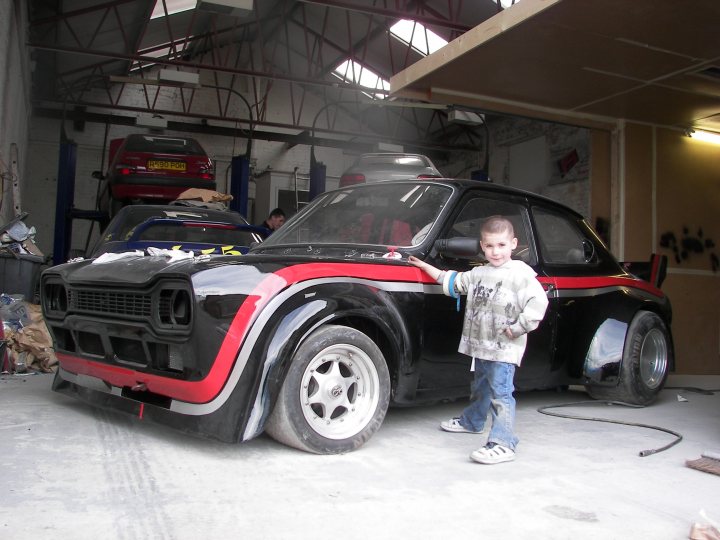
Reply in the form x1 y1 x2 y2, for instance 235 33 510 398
52 137 109 265
52 139 77 266
309 152 326 201
229 155 250 217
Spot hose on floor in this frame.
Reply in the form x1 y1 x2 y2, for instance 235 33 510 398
536 400 683 457
664 386 720 395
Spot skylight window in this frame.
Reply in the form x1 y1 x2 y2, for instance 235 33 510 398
332 60 389 100
151 0 197 19
390 20 447 56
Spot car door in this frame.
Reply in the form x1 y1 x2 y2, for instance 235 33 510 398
530 204 623 382
417 191 557 397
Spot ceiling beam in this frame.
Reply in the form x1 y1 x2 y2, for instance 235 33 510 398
30 0 139 26
29 42 390 96
295 0 471 32
33 103 478 153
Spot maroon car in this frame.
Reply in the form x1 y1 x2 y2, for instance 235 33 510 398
101 134 216 213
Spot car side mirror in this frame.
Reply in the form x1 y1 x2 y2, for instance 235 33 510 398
92 170 105 180
433 237 479 258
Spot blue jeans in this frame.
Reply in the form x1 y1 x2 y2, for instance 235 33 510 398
459 359 518 450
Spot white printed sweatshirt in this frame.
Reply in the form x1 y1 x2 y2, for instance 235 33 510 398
437 259 549 366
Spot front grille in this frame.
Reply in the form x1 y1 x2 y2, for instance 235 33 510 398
42 275 197 377
43 276 195 335
69 290 153 317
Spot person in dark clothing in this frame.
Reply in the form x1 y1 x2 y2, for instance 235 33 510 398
258 207 286 233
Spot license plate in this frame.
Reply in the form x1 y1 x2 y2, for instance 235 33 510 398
147 160 186 172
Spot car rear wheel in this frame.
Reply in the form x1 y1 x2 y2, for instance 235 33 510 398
586 311 671 405
264 324 390 454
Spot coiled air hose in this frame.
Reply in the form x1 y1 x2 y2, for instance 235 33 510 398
537 399 683 457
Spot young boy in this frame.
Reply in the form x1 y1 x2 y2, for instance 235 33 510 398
408 216 548 464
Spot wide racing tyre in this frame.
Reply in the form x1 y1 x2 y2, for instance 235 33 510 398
586 311 671 405
264 324 391 454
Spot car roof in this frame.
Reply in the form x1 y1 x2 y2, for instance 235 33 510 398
331 178 586 220
111 204 248 224
125 133 197 142
358 152 428 157
449 179 586 219
354 152 434 163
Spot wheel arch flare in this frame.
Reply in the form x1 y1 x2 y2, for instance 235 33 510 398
583 291 672 386
241 278 417 441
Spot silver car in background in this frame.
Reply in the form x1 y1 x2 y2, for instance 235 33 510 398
340 153 442 186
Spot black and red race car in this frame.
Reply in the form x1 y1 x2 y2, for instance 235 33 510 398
41 179 673 454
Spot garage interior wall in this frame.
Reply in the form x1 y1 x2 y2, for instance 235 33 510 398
589 129 612 243
488 116 591 217
0 0 31 228
622 123 720 375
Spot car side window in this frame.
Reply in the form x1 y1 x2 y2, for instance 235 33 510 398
448 197 535 264
533 207 595 265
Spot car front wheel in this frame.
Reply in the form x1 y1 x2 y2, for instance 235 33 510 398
264 324 391 454
586 311 671 405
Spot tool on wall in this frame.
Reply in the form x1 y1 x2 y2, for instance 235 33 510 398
10 144 21 217
0 143 22 221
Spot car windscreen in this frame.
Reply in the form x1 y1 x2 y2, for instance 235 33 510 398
134 222 259 247
121 209 224 235
264 183 452 247
124 136 206 155
101 208 242 241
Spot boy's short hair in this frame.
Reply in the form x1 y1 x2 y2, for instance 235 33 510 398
481 215 514 237
269 207 286 218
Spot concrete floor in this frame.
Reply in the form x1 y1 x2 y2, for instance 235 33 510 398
1 372 719 540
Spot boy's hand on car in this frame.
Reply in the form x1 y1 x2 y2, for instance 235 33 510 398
408 256 442 281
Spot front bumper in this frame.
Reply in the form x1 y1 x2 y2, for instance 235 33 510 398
110 175 217 200
52 367 250 443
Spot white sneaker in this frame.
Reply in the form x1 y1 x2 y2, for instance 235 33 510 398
440 417 484 434
470 442 515 464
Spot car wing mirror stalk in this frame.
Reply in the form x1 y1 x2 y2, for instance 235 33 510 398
433 237 479 258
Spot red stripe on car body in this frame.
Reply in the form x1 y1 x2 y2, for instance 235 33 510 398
58 263 434 403
549 275 664 298
57 262 661 403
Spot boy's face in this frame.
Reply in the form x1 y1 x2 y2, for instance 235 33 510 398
480 230 517 267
